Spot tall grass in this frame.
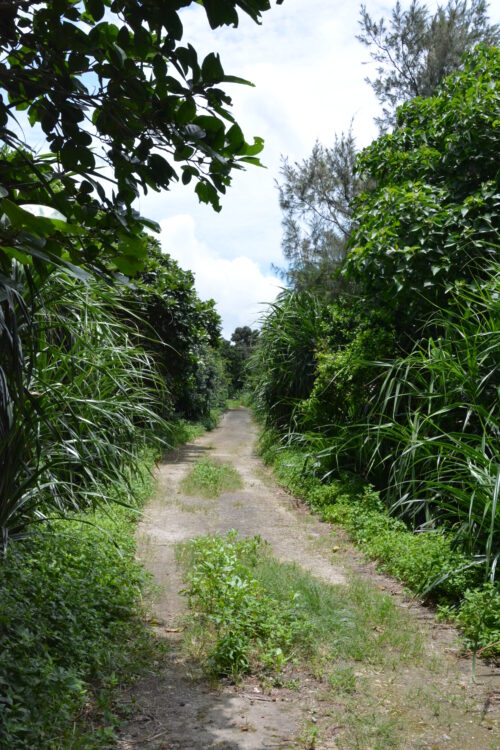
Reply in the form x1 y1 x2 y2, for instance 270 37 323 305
325 274 499 580
250 289 323 429
0 270 166 550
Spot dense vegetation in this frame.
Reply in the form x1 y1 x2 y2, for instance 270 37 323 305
0 1 280 745
0 0 278 544
252 44 500 655
1 0 498 743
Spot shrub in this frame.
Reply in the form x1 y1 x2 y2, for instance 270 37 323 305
344 45 500 331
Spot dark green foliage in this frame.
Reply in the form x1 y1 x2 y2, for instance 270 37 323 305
297 300 395 433
344 45 500 333
0 459 157 749
331 274 500 573
358 0 500 129
222 326 259 395
0 0 276 275
124 239 226 423
0 270 165 547
0 253 227 546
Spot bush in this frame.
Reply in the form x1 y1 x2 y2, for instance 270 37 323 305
344 45 500 330
325 273 500 577
250 289 324 430
1 271 165 549
298 299 395 433
450 584 500 656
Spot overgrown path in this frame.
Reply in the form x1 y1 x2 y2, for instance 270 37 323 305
118 408 499 749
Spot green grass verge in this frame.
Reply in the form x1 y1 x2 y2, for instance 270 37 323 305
226 393 251 410
168 418 207 445
259 432 500 658
180 458 242 498
0 458 157 749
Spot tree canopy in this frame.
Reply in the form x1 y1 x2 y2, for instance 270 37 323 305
276 128 362 295
0 0 282 275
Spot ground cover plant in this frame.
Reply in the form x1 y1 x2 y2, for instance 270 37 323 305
181 459 242 498
0 409 224 749
177 532 308 679
174 529 490 749
0 455 159 749
260 438 500 657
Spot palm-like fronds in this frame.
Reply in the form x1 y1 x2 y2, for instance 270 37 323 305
0 270 166 550
325 274 500 578
250 289 323 429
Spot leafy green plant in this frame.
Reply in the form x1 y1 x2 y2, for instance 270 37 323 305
327 273 500 579
0 270 166 548
0 454 159 749
0 0 275 281
344 45 500 331
297 298 395 432
121 240 226 421
178 532 307 679
1 238 229 546
447 583 500 656
181 459 242 498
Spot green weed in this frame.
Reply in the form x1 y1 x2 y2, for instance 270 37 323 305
253 557 423 667
178 530 424 683
177 532 308 679
180 458 242 498
328 664 356 694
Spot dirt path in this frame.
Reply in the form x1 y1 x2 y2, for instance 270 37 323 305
118 408 500 750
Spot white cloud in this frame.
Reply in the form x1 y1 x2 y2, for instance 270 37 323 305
158 215 282 338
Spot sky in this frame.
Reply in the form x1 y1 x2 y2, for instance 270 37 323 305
139 0 388 337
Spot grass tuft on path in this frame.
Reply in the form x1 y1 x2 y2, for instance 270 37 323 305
177 531 423 684
180 458 242 498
